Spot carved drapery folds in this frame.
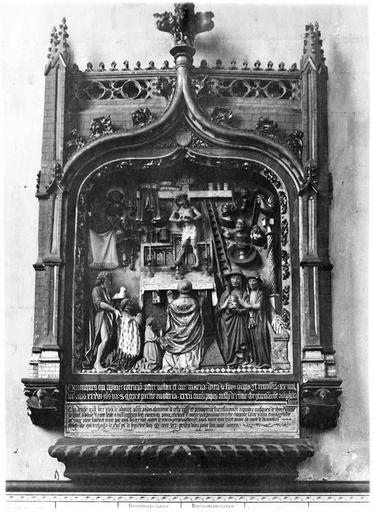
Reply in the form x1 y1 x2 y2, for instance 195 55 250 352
70 156 291 375
27 7 341 490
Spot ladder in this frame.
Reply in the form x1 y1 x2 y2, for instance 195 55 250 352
203 199 231 286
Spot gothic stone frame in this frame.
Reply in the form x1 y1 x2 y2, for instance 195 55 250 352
23 6 342 487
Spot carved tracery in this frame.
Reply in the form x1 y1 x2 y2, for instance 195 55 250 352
25 2 342 486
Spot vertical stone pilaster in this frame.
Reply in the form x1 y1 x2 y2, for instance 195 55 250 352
300 22 333 381
31 19 70 381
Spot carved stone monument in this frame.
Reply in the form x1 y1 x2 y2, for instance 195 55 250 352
22 3 342 490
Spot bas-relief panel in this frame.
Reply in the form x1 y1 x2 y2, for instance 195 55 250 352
25 6 345 483
71 161 292 376
65 157 296 438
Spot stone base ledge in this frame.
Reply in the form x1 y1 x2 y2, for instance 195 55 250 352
49 437 314 486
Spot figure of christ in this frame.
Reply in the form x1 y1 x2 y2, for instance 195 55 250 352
83 272 121 372
169 194 202 269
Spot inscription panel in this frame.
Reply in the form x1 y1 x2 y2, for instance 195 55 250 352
65 381 299 438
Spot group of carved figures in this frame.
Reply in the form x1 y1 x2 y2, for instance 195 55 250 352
83 272 204 373
83 268 285 373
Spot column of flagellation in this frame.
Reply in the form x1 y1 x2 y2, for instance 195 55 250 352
299 22 331 380
30 19 69 382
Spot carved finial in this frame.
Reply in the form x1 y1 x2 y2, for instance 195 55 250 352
85 62 93 72
289 62 299 71
254 60 262 70
199 59 208 70
242 60 249 70
266 61 273 71
72 63 79 72
57 17 69 55
52 160 62 182
278 62 286 71
146 60 156 70
154 3 214 47
134 61 142 70
47 26 58 60
46 18 69 71
161 60 170 69
122 60 130 70
214 59 223 69
36 170 41 196
299 161 319 196
229 59 237 70
98 62 105 71
110 61 118 71
302 21 326 71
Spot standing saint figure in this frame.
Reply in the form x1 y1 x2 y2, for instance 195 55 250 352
244 270 272 368
161 280 204 372
169 194 202 269
83 271 120 372
216 269 253 367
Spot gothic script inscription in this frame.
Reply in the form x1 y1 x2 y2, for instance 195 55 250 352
65 381 299 437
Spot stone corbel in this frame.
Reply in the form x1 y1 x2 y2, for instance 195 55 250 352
300 379 342 429
22 380 64 429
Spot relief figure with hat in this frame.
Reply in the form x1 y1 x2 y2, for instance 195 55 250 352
242 270 288 368
216 268 253 367
216 269 287 369
245 270 272 368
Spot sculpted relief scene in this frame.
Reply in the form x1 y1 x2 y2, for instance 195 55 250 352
73 163 291 375
23 3 344 481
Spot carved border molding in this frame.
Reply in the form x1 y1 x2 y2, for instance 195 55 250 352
48 438 314 482
6 493 370 503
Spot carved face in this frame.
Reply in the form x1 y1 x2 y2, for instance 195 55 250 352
103 275 113 291
235 219 244 230
176 195 188 208
230 275 242 288
221 203 230 216
247 278 259 290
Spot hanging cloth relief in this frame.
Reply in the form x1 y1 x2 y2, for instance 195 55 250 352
88 229 119 269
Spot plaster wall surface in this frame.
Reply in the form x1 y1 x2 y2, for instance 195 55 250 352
2 1 369 481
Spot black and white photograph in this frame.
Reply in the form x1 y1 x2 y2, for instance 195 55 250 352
2 0 370 508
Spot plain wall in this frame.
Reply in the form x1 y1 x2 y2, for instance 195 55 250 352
2 1 369 481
